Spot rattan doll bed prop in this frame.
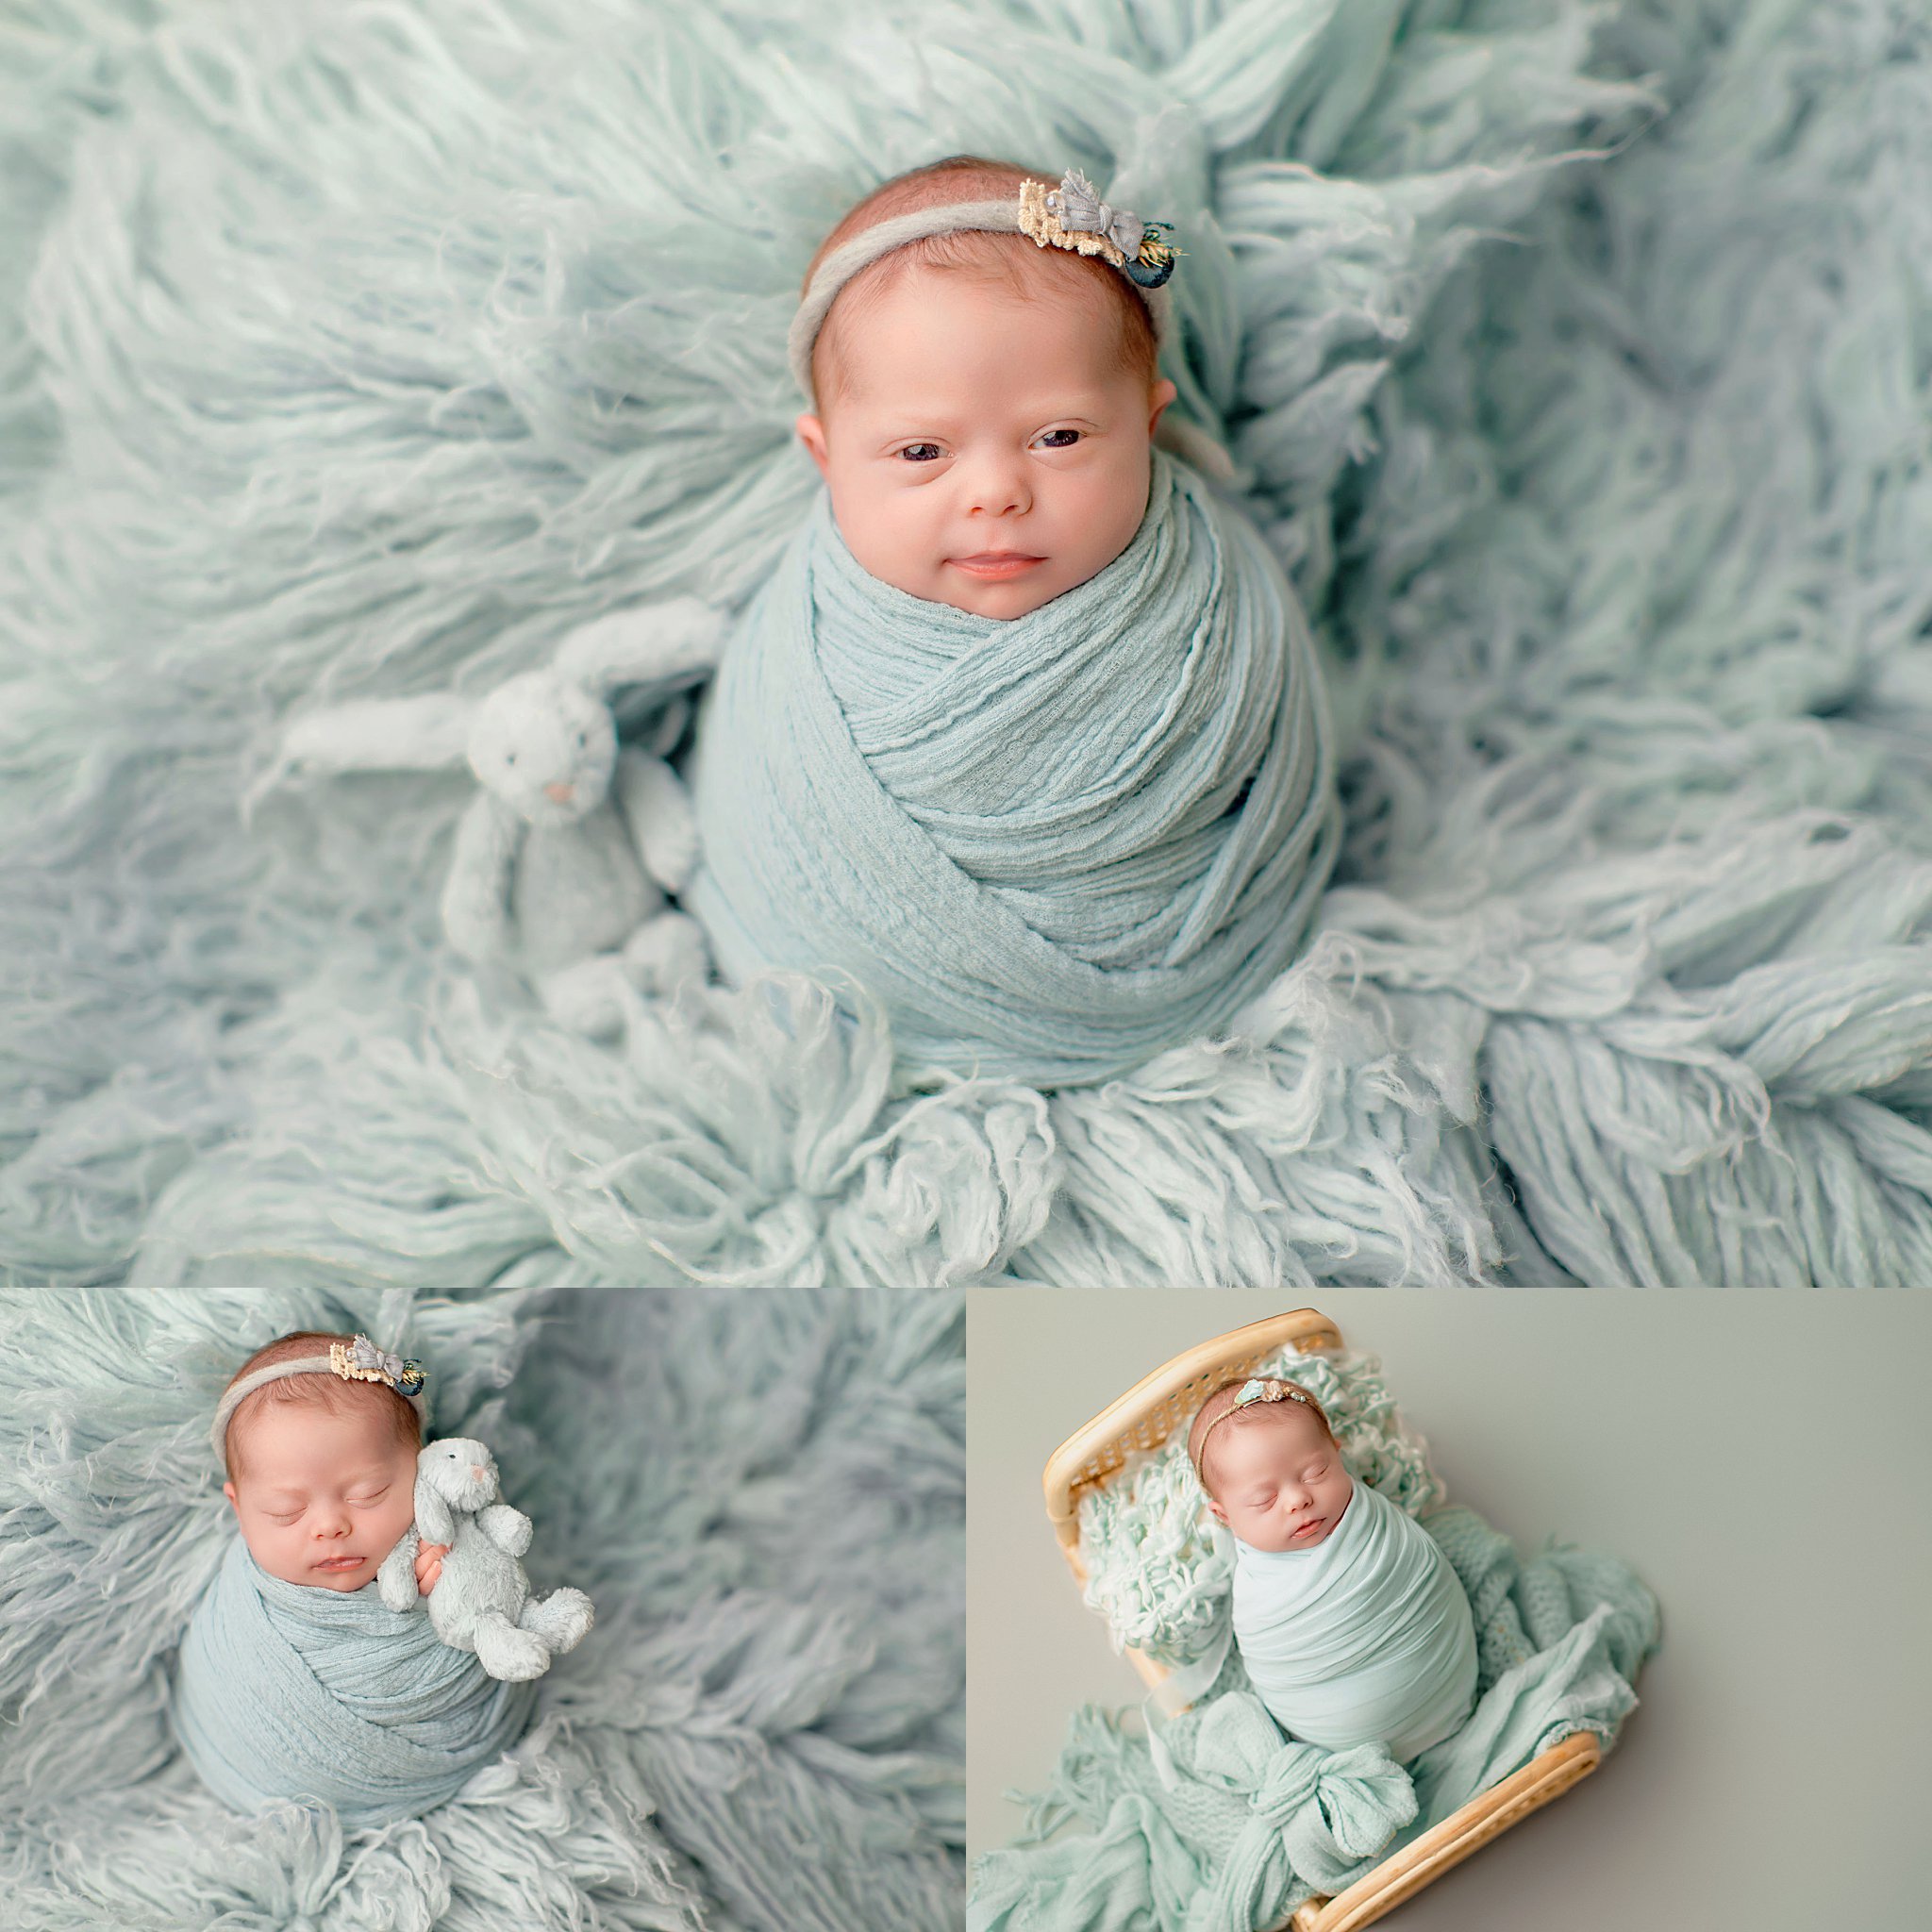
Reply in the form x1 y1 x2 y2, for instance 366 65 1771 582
1040 1310 1608 1932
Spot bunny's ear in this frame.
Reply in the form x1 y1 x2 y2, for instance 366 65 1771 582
277 694 479 775
554 596 728 702
244 693 480 823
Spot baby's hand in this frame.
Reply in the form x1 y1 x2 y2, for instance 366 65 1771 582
414 1541 452 1595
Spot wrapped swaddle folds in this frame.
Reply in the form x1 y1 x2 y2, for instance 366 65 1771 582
685 445 1341 1088
1233 1476 1477 1763
172 1536 538 1827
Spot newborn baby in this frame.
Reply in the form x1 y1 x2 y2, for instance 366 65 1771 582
684 155 1341 1087
1191 1376 1478 1764
171 1330 536 1826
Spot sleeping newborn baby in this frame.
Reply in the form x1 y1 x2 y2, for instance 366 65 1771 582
683 154 1341 1088
171 1331 536 1826
1191 1377 1478 1763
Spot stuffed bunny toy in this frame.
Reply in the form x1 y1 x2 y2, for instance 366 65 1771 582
377 1437 593 1682
264 596 726 1035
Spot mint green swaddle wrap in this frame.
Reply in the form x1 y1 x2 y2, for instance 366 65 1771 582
685 446 1341 1088
1233 1477 1478 1763
172 1537 538 1828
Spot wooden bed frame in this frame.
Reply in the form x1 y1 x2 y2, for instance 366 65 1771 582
1041 1309 1601 1932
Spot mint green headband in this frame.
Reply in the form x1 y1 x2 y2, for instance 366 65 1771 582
210 1333 428 1459
788 166 1180 402
1192 1377 1316 1485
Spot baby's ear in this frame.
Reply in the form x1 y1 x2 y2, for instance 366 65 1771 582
1148 377 1178 436
794 412 831 479
1202 1493 1229 1525
223 1480 239 1513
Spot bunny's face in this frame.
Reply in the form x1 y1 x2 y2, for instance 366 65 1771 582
468 674 618 827
417 1437 502 1513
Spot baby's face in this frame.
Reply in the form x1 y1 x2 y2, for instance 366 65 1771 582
796 266 1177 620
1204 1404 1355 1555
224 1401 419 1591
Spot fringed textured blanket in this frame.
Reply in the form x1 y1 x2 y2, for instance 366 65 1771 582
4 0 1930 1285
968 1503 1657 1932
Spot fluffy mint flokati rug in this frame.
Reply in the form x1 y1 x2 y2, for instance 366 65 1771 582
0 1285 963 1931
3 0 1929 1285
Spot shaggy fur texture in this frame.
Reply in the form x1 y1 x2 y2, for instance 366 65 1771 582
2 0 1928 1285
0 1286 963 1931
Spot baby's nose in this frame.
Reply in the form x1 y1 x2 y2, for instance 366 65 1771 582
962 454 1030 515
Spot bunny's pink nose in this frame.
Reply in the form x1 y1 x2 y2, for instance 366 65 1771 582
544 782 575 804
470 1465 487 1478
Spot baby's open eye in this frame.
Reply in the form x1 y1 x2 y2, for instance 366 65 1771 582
897 442 943 463
1038 428 1082 448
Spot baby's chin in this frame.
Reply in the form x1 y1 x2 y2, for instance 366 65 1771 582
860 549 1105 620
922 562 1074 621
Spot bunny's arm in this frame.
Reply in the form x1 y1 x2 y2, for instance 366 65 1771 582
613 748 700 894
440 791 522 959
377 1527 423 1611
476 1503 532 1557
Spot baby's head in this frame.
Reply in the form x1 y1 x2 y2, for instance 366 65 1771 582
217 1331 424 1591
1189 1377 1353 1555
794 156 1178 620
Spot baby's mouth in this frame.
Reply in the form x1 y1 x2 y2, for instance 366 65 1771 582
951 552 1043 579
1289 1519 1324 1541
314 1554 365 1572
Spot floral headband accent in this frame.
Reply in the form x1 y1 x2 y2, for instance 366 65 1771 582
1191 1377 1318 1482
786 165 1182 403
209 1332 430 1459
1016 170 1178 289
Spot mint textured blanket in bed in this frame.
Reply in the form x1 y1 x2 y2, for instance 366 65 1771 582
173 1535 538 1829
969 1503 1658 1932
685 446 1341 1088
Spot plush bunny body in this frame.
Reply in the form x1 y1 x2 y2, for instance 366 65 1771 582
270 597 726 1035
510 807 656 974
376 1437 593 1682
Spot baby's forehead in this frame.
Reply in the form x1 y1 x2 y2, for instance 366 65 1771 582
1209 1402 1329 1471
828 258 1118 379
1225 1404 1322 1445
229 1385 408 1467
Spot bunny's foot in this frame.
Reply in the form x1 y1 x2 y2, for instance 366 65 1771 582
472 1608 551 1681
537 955 638 1038
519 1586 594 1656
622 910 709 996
